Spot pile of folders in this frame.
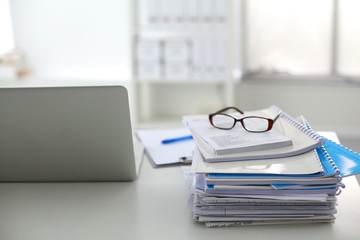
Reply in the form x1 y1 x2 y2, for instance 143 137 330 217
184 106 360 227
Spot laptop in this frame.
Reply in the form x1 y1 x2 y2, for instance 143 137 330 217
0 85 144 182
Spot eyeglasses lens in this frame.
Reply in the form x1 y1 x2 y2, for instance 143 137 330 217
242 117 269 132
212 114 235 129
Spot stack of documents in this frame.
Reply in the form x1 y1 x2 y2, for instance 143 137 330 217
184 106 360 227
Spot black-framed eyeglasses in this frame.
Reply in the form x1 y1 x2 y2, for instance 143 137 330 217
208 107 281 132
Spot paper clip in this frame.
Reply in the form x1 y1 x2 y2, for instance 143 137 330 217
179 156 192 165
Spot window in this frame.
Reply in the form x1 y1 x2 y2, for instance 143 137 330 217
0 0 14 55
244 0 360 80
337 0 360 76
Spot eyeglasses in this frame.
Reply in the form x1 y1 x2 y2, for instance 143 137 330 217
208 107 281 132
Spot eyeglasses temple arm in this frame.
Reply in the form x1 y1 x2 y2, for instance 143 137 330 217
213 106 244 115
273 111 282 123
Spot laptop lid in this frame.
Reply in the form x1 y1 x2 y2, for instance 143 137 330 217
0 85 143 182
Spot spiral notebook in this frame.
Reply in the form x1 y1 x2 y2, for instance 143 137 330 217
301 116 360 178
191 106 325 163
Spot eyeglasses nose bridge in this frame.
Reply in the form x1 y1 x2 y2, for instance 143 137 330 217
236 118 246 130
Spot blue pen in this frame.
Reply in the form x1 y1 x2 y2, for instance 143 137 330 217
161 135 193 144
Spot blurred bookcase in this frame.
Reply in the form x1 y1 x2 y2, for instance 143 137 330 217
131 0 242 127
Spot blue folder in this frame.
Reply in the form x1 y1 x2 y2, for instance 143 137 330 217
319 137 360 177
303 116 360 178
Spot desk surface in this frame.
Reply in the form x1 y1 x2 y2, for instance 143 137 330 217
1 134 360 240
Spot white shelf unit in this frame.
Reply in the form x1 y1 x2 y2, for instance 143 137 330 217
131 0 242 127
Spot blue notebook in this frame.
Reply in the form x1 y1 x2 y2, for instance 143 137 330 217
302 116 360 178
318 137 360 177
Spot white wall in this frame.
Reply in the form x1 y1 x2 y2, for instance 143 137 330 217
9 0 131 80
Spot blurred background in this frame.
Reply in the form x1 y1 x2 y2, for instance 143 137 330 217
1 0 359 151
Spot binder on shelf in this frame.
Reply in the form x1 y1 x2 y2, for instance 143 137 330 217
136 39 161 61
164 40 190 63
135 0 230 82
191 38 204 80
138 0 160 28
202 39 215 80
214 37 228 80
198 0 212 29
136 61 162 81
162 0 178 28
164 62 190 80
214 0 228 25
158 0 169 29
187 0 200 28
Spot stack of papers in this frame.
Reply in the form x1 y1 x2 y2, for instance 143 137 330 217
184 106 360 227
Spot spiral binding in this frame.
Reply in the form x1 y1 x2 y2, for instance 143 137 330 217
336 188 342 196
298 114 346 192
325 138 360 158
270 105 325 145
300 115 342 177
320 137 360 195
270 106 346 193
315 143 345 196
319 144 341 176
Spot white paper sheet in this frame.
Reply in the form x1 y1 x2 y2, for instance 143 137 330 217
136 128 195 166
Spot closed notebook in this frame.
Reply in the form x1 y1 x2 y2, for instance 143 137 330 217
188 106 324 163
197 140 341 180
193 147 324 176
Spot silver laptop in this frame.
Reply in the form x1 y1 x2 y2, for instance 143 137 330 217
0 85 144 182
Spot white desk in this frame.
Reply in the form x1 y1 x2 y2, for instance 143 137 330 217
1 134 360 240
